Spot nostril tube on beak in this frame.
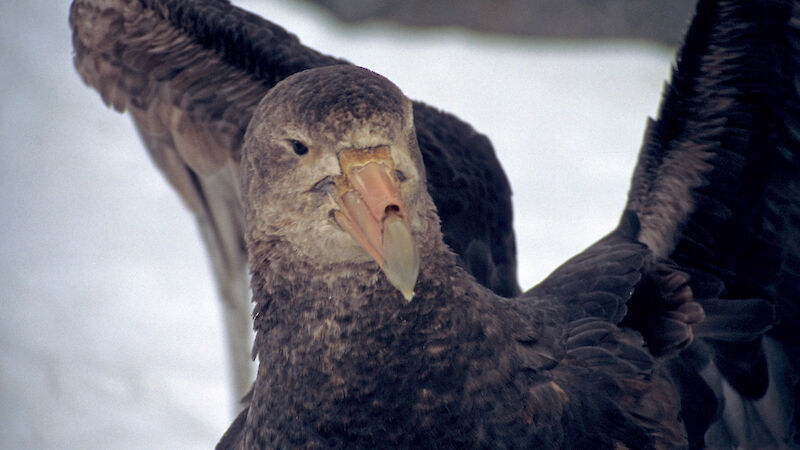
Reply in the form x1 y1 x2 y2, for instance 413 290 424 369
384 204 401 217
348 162 404 223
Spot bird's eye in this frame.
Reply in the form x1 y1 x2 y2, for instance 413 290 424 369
289 139 308 156
395 170 407 182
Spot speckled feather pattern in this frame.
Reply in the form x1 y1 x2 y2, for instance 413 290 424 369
236 219 684 449
221 65 686 449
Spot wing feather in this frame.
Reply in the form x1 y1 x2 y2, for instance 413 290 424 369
526 1 798 445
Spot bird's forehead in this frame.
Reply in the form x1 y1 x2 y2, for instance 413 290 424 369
291 67 408 118
310 111 403 149
264 66 413 139
296 91 409 144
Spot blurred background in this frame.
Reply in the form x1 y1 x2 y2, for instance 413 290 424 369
1 0 681 447
307 0 694 44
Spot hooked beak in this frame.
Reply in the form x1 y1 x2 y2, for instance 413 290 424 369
331 147 420 301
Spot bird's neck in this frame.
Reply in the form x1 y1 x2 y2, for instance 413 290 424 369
245 228 487 364
248 233 465 329
242 234 511 445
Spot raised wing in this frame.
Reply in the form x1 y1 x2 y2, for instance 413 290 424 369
626 0 799 446
70 0 519 398
527 0 799 446
626 0 799 394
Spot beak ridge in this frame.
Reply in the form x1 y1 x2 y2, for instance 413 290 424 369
332 149 420 300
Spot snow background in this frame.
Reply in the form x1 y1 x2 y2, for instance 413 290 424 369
0 0 674 447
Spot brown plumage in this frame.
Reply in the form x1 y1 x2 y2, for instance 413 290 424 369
70 0 518 399
70 0 800 448
215 0 796 447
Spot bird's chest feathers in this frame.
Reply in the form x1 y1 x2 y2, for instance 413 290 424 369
265 294 453 378
256 276 474 409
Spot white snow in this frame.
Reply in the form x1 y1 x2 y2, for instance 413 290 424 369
0 0 673 447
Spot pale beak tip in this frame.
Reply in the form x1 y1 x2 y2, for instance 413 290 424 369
382 213 420 302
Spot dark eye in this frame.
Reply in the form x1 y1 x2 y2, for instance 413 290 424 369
289 139 308 156
395 170 407 182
